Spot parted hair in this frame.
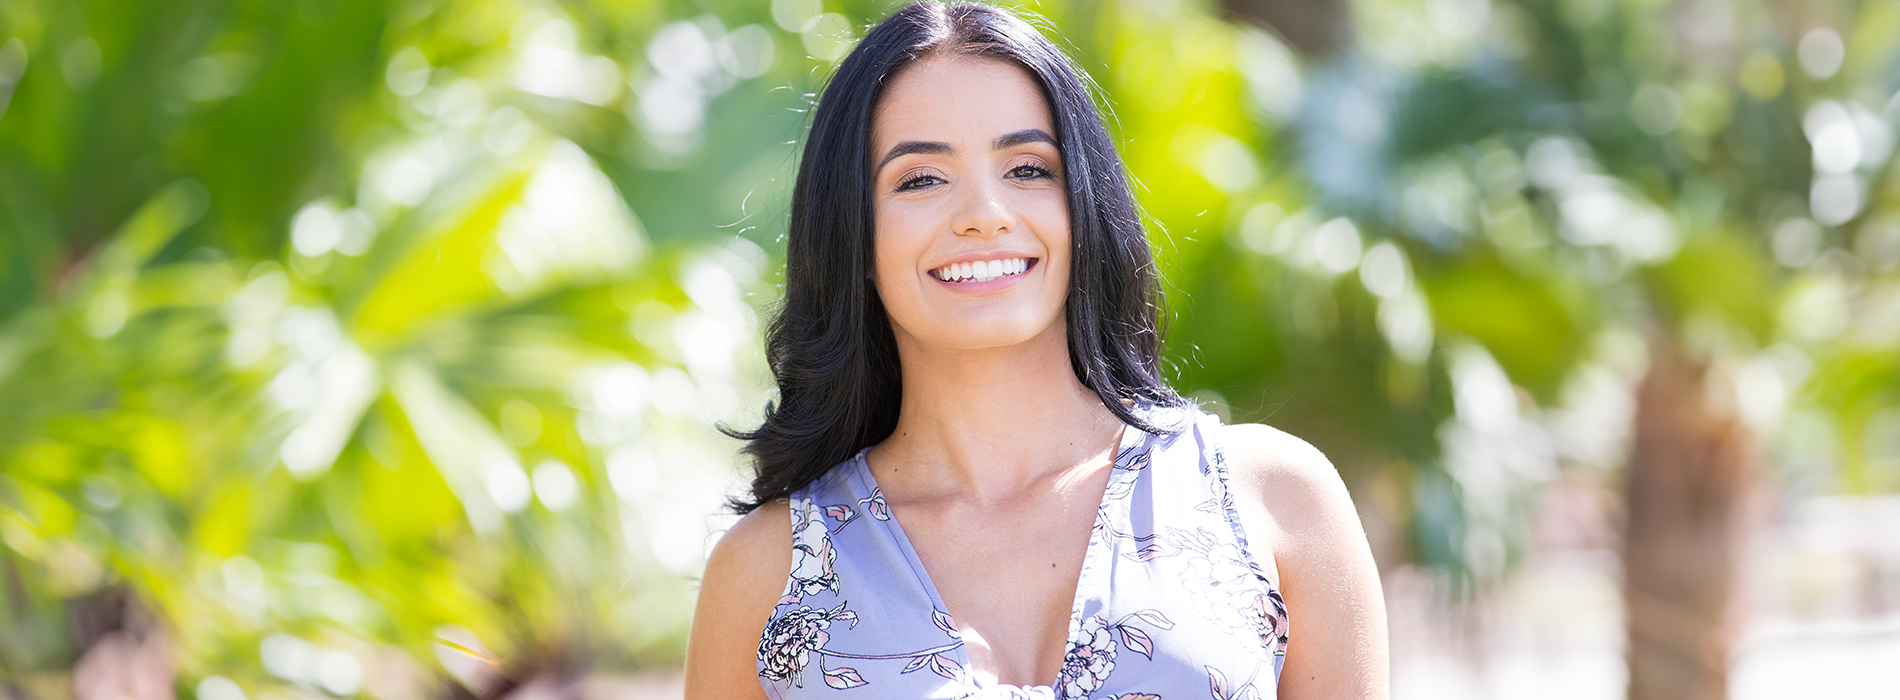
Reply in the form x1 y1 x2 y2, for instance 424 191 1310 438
724 1 1189 513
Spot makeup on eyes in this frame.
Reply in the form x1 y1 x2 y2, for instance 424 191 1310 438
890 160 1059 193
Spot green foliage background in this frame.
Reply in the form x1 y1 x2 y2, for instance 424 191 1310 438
2 0 1898 697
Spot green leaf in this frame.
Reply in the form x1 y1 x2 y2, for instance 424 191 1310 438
1645 232 1774 342
1421 255 1591 399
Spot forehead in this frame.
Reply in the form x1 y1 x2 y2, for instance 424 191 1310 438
871 55 1054 149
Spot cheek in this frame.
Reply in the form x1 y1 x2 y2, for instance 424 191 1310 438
870 206 927 287
1023 194 1072 265
1016 183 1069 226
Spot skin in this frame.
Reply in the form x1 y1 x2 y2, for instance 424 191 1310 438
685 54 1389 699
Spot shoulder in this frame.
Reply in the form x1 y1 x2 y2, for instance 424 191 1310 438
701 499 794 601
684 500 791 700
1214 422 1363 550
1216 422 1332 478
1216 424 1346 524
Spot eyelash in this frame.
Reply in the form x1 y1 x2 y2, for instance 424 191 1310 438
1010 164 1055 181
895 164 1057 191
896 174 944 191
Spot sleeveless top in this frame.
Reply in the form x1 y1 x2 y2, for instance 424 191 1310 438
755 409 1290 700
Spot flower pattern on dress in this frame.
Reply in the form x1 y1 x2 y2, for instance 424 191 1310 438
1101 523 1284 657
1265 586 1288 648
1207 665 1267 700
787 499 839 600
824 503 859 531
1056 610 1172 699
860 487 891 521
1183 539 1271 640
765 497 975 692
1058 616 1118 697
759 603 857 685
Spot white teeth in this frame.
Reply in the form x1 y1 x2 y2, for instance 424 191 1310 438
934 257 1030 283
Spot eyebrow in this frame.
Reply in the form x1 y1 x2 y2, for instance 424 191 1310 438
993 128 1057 151
873 128 1060 174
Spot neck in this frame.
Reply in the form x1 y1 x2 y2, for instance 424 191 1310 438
869 320 1125 504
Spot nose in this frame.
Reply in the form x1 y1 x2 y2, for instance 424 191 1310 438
952 176 1016 239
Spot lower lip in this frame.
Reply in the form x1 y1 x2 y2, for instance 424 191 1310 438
931 260 1038 293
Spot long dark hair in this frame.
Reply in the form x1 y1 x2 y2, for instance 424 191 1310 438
725 1 1189 512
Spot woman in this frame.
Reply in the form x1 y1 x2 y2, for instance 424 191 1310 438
685 3 1387 698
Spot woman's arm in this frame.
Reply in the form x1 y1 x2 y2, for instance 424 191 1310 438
683 500 792 700
1222 424 1390 700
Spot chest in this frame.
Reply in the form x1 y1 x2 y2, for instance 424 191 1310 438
888 469 1112 686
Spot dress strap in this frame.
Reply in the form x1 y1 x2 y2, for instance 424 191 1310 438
1192 414 1290 667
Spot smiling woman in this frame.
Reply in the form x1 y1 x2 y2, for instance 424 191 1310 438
687 3 1388 699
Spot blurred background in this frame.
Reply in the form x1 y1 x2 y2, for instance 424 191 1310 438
2 0 1898 698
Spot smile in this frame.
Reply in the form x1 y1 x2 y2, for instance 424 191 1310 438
929 257 1034 283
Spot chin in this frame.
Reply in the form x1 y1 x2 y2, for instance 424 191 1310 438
904 309 1066 352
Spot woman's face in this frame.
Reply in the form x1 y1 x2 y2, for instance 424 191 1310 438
867 55 1071 353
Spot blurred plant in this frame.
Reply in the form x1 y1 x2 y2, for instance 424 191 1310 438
1202 0 1900 697
0 0 794 696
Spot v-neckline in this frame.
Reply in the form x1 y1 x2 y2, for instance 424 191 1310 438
850 423 1149 692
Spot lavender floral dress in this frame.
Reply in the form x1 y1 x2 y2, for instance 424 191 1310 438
756 408 1289 700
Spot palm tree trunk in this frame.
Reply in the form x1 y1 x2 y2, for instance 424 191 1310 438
1623 335 1756 700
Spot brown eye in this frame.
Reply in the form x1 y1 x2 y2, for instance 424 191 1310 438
897 174 944 191
1010 165 1053 180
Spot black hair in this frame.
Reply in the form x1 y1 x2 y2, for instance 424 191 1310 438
725 1 1189 513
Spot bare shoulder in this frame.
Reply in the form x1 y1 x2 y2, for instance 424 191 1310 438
1218 422 1333 478
1217 422 1352 537
706 499 794 584
684 500 792 700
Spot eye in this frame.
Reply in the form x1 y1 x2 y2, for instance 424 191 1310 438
896 174 944 191
1009 164 1055 180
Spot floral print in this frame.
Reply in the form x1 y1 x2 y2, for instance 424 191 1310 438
1206 665 1269 700
1183 539 1275 645
1100 523 1287 659
1057 611 1172 698
767 492 966 690
759 603 856 685
825 503 858 530
757 410 1287 699
786 499 838 599
860 487 891 520
1057 616 1117 697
